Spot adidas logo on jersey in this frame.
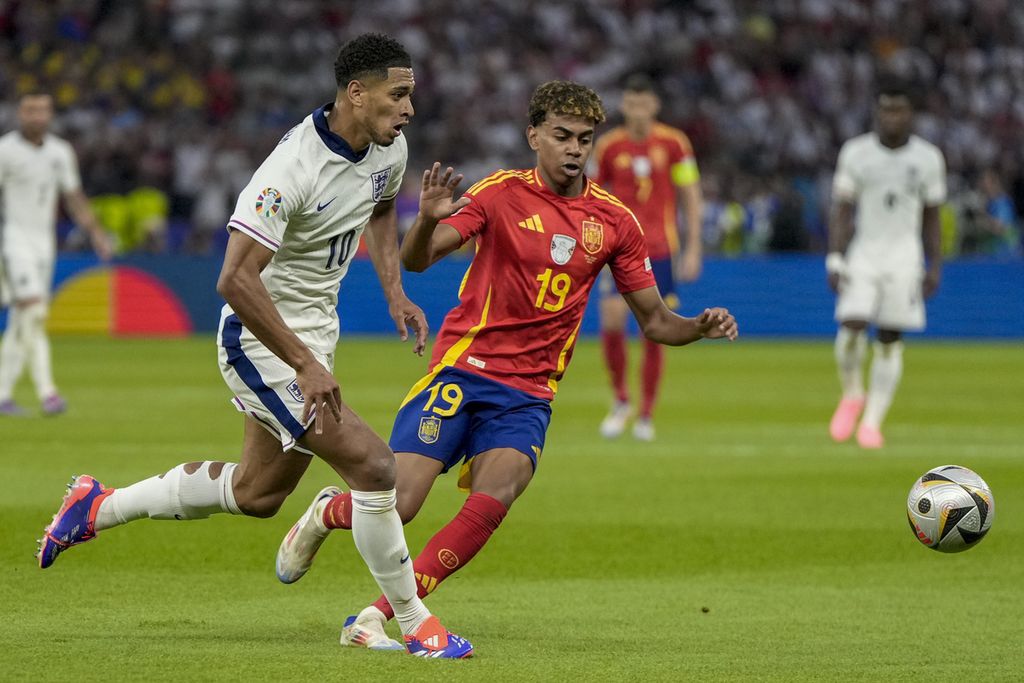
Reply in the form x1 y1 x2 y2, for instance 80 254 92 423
518 214 545 232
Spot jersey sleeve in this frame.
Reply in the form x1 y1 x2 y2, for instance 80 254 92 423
58 142 82 194
922 148 947 206
380 135 407 202
832 141 858 201
440 175 499 242
227 148 310 252
609 211 657 294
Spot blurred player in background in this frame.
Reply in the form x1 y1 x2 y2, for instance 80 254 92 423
592 74 703 441
275 80 737 648
34 34 472 659
827 80 946 449
0 92 112 416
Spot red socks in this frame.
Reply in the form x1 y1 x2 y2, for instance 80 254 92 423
601 330 629 403
372 492 508 620
640 337 664 419
322 491 352 530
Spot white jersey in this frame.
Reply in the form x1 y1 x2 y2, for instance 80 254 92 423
219 104 406 356
0 131 81 258
832 133 946 271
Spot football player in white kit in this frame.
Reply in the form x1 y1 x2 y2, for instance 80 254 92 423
35 34 472 658
827 80 946 449
0 92 112 416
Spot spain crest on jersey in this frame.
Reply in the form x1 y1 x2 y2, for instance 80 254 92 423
418 415 441 444
550 234 576 265
582 220 603 254
371 167 392 202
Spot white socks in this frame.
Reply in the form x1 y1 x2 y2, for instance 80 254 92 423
95 462 241 530
350 489 430 636
834 326 867 399
0 302 56 401
862 341 903 429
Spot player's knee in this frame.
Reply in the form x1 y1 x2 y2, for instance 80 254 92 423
877 329 902 344
355 452 396 492
234 489 286 518
395 495 421 525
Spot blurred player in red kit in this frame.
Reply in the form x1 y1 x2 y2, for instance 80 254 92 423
592 74 704 441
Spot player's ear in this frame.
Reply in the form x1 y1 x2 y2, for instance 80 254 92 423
526 125 540 151
345 80 366 108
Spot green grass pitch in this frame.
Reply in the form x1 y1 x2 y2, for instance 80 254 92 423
1 336 1022 681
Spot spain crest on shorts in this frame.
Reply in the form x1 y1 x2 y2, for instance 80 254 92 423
255 187 282 218
418 415 441 444
550 234 576 265
582 220 603 254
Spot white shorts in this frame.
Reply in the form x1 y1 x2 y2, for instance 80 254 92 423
835 263 925 331
218 313 333 455
1 250 53 304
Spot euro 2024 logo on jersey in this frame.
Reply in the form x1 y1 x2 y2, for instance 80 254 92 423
550 234 576 265
256 187 282 218
370 167 392 202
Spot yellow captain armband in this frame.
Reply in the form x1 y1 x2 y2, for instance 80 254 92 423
672 159 700 187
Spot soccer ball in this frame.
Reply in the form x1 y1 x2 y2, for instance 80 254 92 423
907 465 994 553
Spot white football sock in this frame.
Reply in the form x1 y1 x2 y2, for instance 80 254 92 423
834 326 867 399
0 306 31 401
95 461 241 530
861 341 903 429
350 489 430 636
25 302 57 399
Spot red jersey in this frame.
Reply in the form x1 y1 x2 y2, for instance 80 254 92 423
593 123 699 259
431 168 655 400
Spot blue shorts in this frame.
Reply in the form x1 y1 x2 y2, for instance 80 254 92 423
389 367 552 489
599 256 678 310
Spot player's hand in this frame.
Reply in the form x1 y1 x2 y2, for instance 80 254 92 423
922 268 941 299
677 250 702 282
388 294 429 356
91 229 114 262
297 360 343 436
419 162 471 222
827 272 841 293
696 307 738 341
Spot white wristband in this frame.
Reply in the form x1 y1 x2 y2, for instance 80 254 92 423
825 252 846 275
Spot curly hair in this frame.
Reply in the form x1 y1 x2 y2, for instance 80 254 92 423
528 81 606 127
334 33 412 88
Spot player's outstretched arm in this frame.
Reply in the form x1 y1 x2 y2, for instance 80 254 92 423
217 230 342 434
623 286 738 346
401 162 470 272
364 198 428 355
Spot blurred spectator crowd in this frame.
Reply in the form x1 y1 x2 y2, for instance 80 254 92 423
0 0 1021 258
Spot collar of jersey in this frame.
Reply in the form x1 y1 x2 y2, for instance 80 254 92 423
313 104 370 163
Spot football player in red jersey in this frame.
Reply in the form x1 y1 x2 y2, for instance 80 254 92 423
593 74 705 441
277 81 736 647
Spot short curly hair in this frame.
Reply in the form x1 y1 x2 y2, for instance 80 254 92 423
528 81 606 127
334 33 412 88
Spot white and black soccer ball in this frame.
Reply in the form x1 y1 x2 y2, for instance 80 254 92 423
907 465 994 553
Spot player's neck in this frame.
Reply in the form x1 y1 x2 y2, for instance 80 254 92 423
536 166 585 198
326 103 371 153
626 121 652 141
19 129 45 146
878 132 910 150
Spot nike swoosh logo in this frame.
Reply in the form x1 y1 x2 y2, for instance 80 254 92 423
400 554 410 564
316 197 337 211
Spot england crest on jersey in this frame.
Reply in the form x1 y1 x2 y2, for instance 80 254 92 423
550 234 576 265
370 167 392 202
